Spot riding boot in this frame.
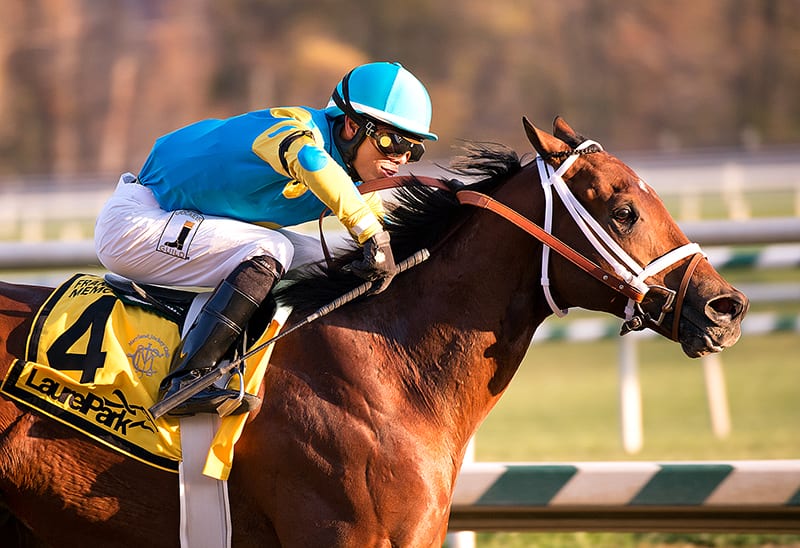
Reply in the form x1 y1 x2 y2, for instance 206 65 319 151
157 255 283 417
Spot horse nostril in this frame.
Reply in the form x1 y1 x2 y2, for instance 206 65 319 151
707 292 749 321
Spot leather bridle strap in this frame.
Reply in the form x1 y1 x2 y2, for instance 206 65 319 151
321 176 644 302
356 176 452 193
455 190 645 302
670 252 705 341
316 176 451 265
328 172 701 339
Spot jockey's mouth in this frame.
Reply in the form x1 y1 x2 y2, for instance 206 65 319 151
379 162 399 177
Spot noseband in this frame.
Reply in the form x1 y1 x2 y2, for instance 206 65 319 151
619 252 705 340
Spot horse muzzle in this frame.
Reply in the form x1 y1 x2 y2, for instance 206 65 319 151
676 289 749 358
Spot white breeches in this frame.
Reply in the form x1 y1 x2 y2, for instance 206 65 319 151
95 173 350 288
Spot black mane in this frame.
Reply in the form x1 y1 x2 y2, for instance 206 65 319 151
273 142 522 314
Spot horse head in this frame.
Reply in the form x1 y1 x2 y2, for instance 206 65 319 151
523 116 748 358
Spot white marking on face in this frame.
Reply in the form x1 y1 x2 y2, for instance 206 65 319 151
638 179 650 193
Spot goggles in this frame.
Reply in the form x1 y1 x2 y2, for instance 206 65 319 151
367 124 425 162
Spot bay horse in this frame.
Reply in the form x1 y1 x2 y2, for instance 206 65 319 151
0 117 747 547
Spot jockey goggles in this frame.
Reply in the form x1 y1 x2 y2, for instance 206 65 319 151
365 121 425 162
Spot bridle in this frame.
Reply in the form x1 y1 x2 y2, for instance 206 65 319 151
322 140 705 341
531 140 705 340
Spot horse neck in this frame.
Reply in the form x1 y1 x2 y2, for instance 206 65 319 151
373 174 553 447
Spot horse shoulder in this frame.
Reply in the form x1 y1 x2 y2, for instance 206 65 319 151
242 326 456 544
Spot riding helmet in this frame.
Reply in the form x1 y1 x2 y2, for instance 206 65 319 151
326 62 438 141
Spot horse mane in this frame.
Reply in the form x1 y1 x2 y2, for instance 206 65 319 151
273 142 522 314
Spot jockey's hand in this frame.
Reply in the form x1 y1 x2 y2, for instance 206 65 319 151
350 231 397 294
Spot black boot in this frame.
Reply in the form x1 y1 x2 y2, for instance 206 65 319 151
157 256 283 417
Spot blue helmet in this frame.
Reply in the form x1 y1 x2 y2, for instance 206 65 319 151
326 62 438 141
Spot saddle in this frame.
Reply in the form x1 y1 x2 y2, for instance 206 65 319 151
103 273 277 349
103 273 197 325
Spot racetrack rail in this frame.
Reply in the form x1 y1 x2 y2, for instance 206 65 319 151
449 460 800 533
449 505 800 533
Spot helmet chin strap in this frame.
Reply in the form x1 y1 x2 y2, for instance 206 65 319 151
332 116 367 180
331 69 379 180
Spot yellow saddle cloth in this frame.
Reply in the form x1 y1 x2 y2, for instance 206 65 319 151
1 274 285 480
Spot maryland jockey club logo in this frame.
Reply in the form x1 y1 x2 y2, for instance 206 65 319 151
127 334 171 378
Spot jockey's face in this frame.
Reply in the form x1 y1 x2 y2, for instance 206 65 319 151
342 116 411 182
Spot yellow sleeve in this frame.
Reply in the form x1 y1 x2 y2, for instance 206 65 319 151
363 190 386 220
252 107 383 244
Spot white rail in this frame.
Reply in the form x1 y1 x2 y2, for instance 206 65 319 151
449 460 800 533
2 220 799 270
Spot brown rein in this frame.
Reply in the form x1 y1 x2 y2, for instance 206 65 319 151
320 175 645 303
455 189 645 303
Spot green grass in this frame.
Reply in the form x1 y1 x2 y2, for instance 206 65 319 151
476 331 799 461
457 329 800 547
722 266 799 289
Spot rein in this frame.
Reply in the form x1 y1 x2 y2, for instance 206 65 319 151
453 190 644 302
319 146 704 340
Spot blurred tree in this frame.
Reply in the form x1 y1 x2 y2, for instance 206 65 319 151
0 0 797 179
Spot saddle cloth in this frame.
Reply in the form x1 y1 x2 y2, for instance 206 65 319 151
1 274 286 480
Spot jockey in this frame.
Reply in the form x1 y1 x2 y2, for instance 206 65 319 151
94 62 438 417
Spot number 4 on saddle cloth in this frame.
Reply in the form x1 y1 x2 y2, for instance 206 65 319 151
0 273 288 480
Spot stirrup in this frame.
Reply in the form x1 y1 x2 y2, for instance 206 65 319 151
162 364 260 418
164 388 260 418
216 365 249 417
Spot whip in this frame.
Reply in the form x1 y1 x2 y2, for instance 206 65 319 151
149 248 430 419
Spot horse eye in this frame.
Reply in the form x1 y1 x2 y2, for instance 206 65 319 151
612 206 635 224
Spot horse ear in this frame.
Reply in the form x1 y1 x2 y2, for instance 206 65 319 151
523 116 571 162
552 116 586 148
